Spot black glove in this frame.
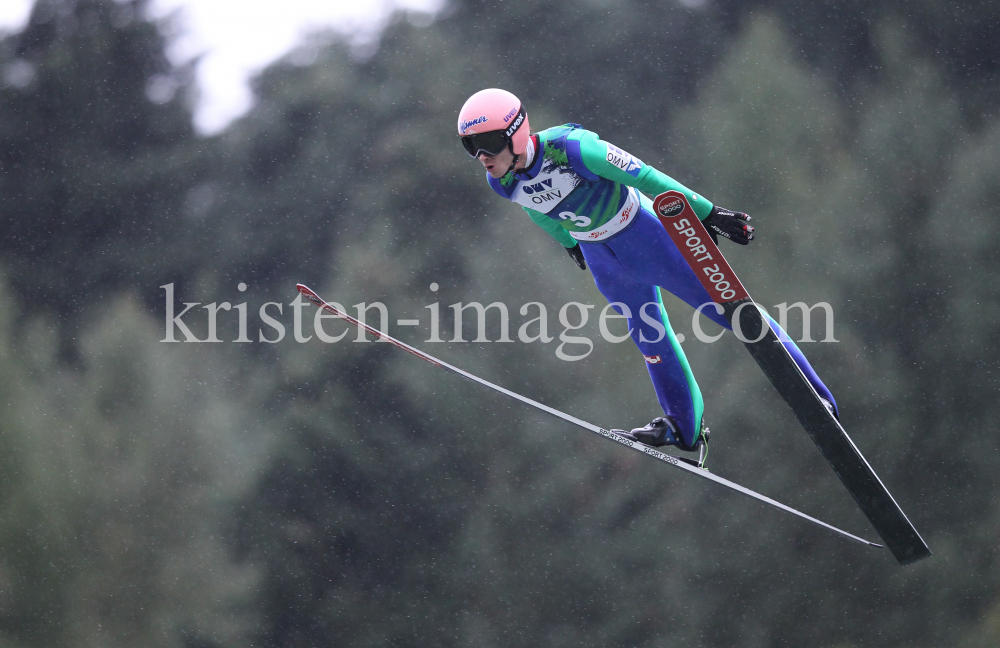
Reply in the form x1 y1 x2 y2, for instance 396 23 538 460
566 244 587 270
702 205 754 245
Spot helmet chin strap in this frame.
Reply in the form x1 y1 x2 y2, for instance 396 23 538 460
503 152 519 177
504 136 535 176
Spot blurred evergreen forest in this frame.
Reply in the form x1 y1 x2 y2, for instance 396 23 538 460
1 0 999 646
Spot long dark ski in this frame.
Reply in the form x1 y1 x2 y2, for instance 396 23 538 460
296 283 882 551
652 190 931 565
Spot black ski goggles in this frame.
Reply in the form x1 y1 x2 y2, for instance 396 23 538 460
461 129 509 158
460 105 526 157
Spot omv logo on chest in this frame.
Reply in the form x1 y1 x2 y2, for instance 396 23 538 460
522 179 555 194
521 178 563 204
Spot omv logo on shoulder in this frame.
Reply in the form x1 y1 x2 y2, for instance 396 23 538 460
459 115 489 133
606 143 644 177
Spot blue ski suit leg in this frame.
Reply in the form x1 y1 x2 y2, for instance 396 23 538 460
581 207 836 444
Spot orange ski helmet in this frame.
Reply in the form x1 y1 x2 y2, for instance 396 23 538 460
457 88 530 157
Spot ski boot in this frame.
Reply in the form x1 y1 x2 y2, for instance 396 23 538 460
618 416 682 448
613 416 710 468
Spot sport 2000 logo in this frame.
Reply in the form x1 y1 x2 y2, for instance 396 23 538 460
656 196 685 218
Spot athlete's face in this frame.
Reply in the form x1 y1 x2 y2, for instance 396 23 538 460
477 147 515 178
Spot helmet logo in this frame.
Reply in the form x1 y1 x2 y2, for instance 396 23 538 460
459 115 488 134
503 107 518 122
504 109 524 137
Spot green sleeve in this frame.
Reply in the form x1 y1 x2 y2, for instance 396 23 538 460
523 206 578 248
576 132 714 220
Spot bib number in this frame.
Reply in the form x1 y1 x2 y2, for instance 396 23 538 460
559 211 592 227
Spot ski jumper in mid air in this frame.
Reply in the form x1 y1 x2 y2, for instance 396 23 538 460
457 88 838 452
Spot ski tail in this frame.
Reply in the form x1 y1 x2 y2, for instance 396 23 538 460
728 302 931 565
296 283 883 551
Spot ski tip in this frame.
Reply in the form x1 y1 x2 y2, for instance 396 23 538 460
295 284 323 307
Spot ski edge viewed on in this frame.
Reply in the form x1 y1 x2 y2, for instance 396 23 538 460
295 283 883 553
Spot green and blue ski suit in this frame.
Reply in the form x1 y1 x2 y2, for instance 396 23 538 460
486 123 835 446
